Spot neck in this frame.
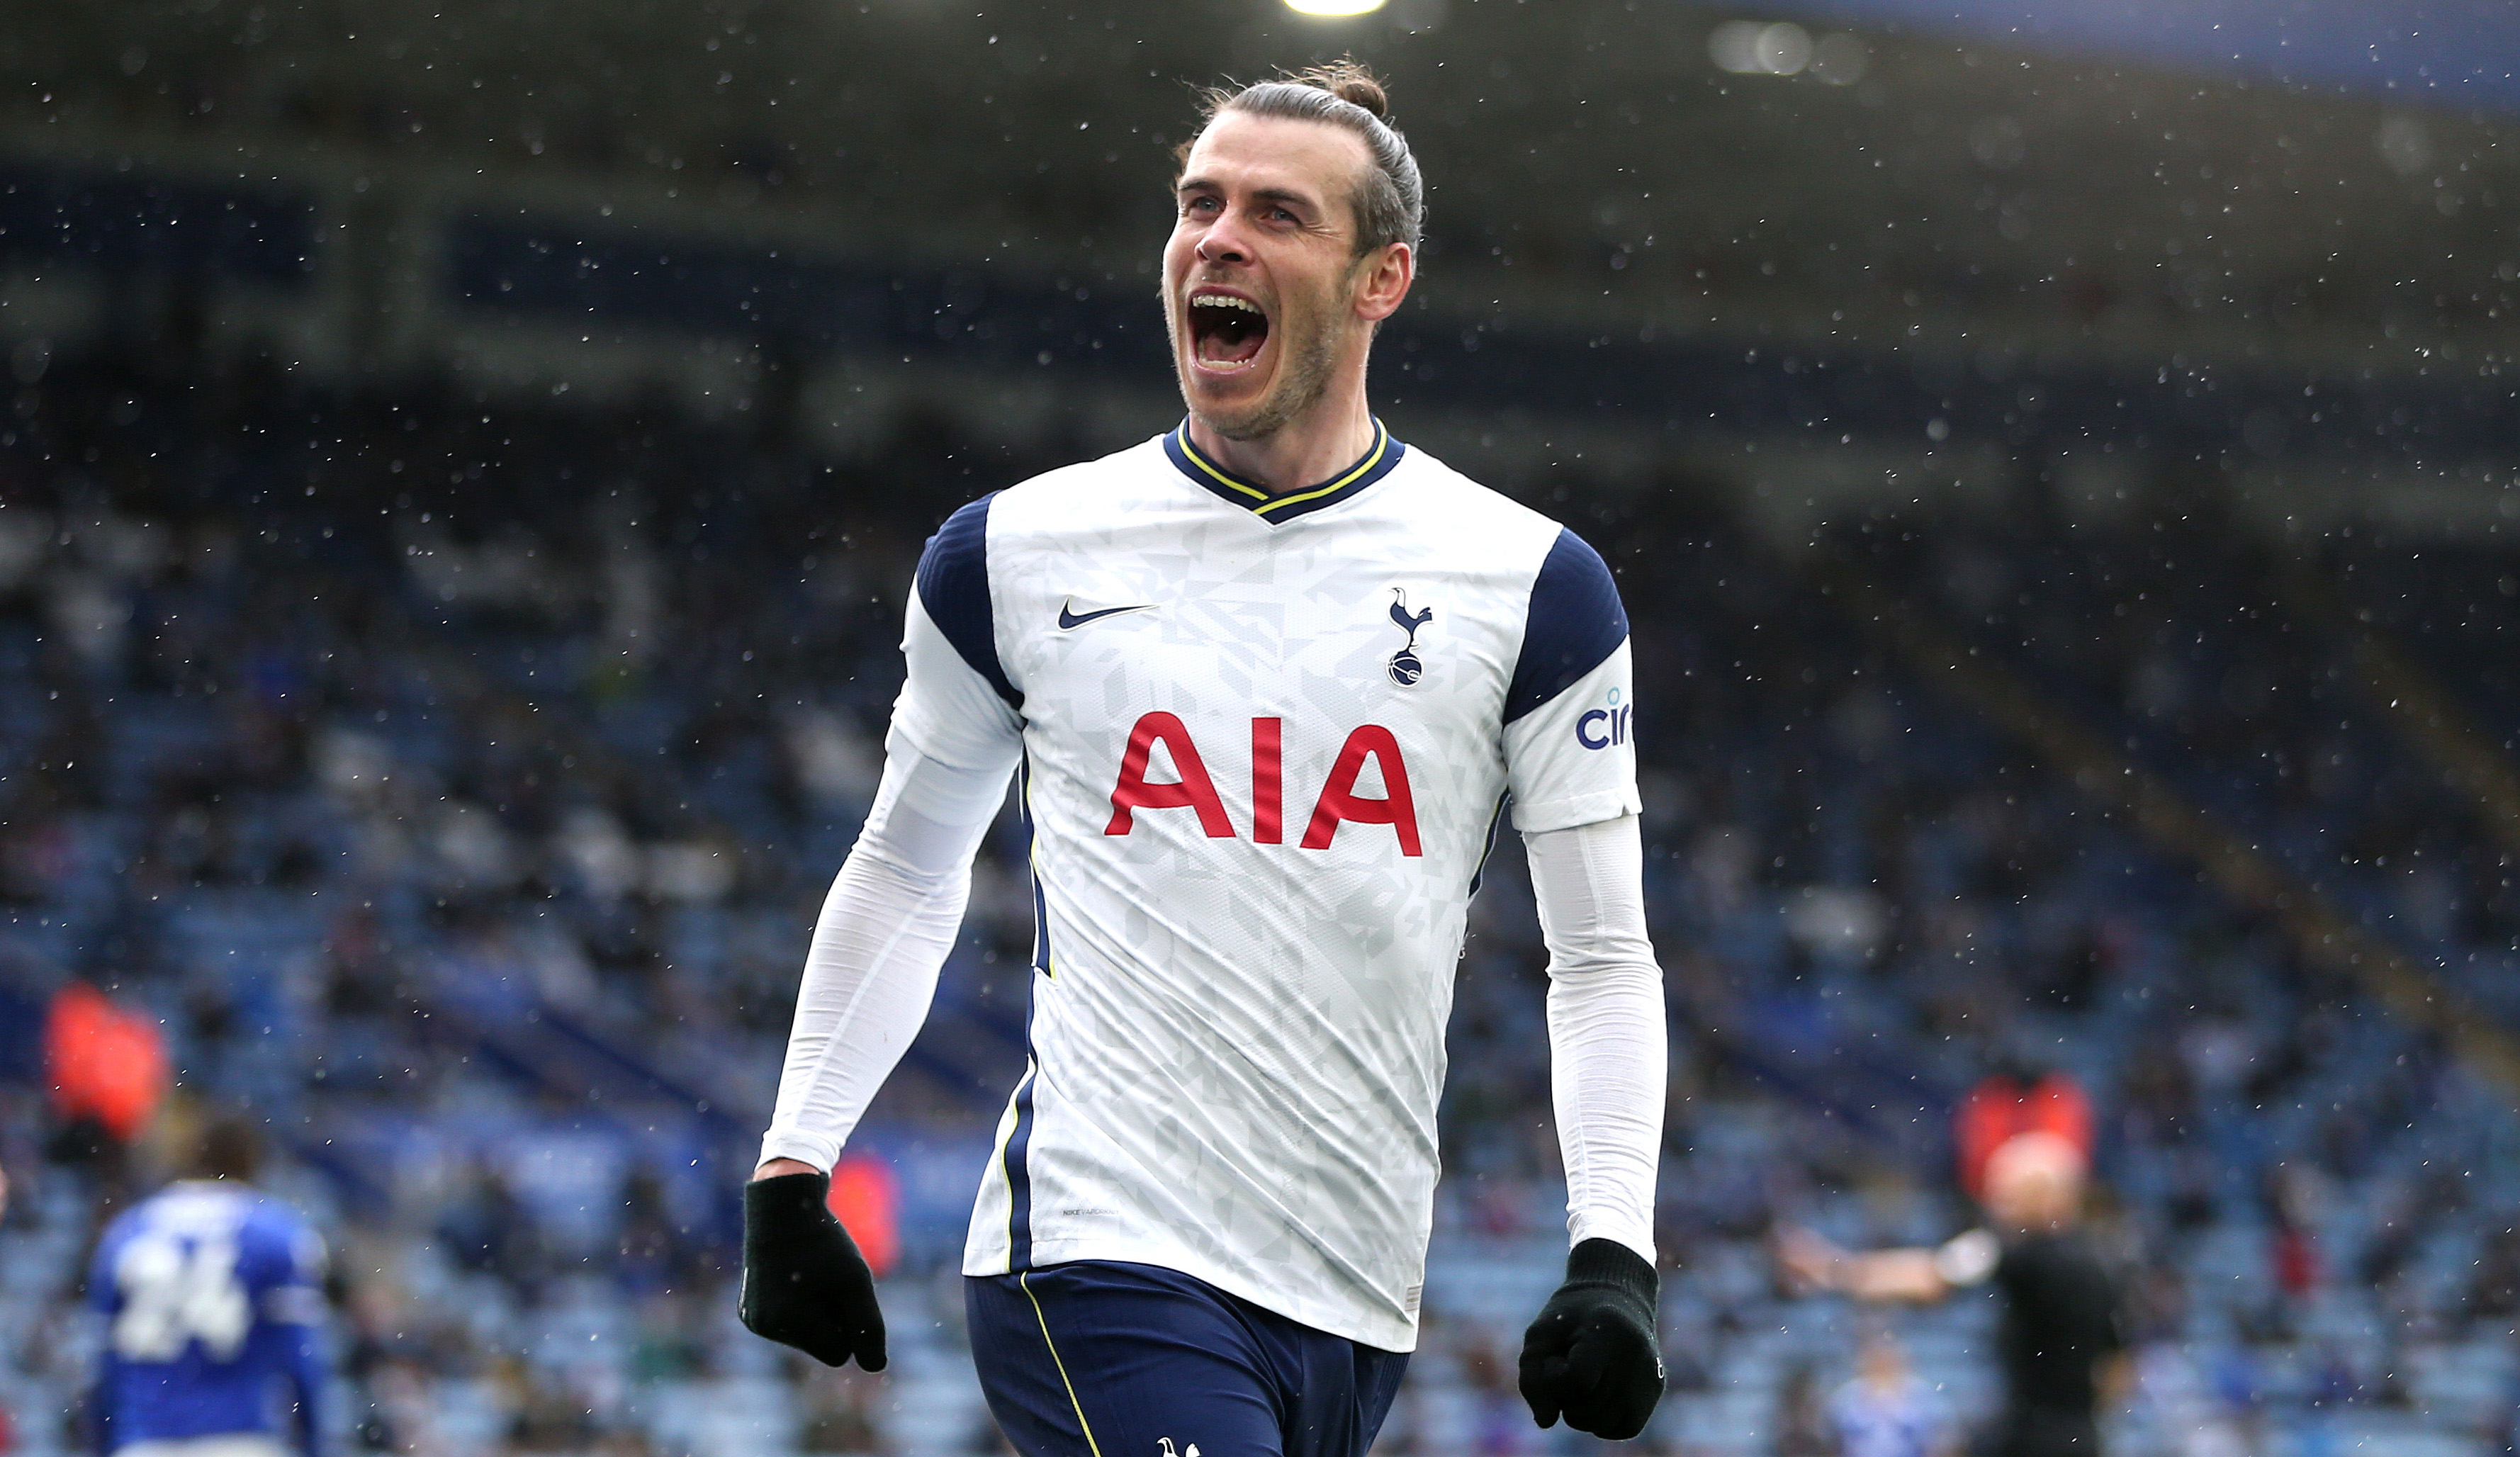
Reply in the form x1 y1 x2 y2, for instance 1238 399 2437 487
1186 373 1377 495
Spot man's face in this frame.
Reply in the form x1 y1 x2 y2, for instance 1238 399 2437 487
1981 1132 2084 1232
1164 111 1405 442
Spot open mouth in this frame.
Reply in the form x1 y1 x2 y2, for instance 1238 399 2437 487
1186 292 1270 371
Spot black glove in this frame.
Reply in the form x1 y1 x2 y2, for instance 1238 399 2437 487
740 1171 888 1371
1518 1237 1663 1440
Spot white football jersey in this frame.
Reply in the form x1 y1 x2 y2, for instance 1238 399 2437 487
896 422 1640 1351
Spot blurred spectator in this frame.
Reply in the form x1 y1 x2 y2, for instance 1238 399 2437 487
826 1154 900 1281
45 981 169 1154
1773 1360 1834 1457
1828 1329 1950 1457
794 1360 890 1456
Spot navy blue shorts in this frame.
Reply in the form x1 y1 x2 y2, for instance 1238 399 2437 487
966 1261 1410 1457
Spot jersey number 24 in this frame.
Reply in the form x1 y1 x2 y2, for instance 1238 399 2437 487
113 1231 252 1361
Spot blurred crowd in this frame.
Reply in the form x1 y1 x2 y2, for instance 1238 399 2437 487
2 342 2519 1454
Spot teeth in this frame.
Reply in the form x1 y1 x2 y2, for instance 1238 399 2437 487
1193 294 1260 313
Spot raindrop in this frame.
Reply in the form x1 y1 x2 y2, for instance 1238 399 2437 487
1755 23 1812 77
1810 33 1867 86
2241 410 2289 459
1709 21 1811 77
2377 116 2431 178
1968 116 2025 169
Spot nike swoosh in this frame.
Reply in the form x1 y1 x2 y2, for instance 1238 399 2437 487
1058 600 1157 630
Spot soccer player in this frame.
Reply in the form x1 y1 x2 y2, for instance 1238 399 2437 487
741 61 1668 1454
88 1115 330 1457
1778 1132 2126 1457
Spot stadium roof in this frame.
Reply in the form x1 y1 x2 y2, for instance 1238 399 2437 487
6 1 2509 375
1799 0 2520 113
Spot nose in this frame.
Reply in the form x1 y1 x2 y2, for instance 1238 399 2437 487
1196 220 1251 266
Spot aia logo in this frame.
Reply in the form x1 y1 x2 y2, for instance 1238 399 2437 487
1387 589 1433 687
1106 712 1422 856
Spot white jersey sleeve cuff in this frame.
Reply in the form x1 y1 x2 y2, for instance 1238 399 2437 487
1504 641 1644 833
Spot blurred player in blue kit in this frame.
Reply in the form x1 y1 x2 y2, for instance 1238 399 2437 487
87 1117 329 1457
741 59 1672 1457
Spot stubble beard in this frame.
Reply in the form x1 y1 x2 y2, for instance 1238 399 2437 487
1201 310 1345 443
1169 276 1355 445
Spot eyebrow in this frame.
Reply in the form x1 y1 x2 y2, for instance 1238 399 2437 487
1175 177 1324 215
1249 186 1320 213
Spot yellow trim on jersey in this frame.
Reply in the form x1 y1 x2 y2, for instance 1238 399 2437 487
1174 422 1390 513
985 1064 1025 1181
1020 1271 1106 1457
1172 429 1272 503
1253 423 1390 516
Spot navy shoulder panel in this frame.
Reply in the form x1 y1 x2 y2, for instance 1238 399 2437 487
914 493 1019 707
1504 527 1629 724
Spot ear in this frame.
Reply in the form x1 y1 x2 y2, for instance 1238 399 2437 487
1352 242 1414 325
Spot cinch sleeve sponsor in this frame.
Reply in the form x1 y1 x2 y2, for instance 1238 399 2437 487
1502 529 1641 833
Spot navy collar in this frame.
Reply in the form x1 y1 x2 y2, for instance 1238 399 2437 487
1162 419 1405 524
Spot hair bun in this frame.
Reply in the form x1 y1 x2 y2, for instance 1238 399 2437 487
1332 75 1390 120
1290 58 1391 122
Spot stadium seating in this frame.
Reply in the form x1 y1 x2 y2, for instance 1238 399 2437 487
4 350 2515 1455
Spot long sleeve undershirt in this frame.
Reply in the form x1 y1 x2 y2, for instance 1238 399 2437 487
758 729 1013 1172
1525 811 1666 1266
760 750 1665 1266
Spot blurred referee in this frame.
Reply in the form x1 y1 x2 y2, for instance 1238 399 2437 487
1779 1132 2127 1457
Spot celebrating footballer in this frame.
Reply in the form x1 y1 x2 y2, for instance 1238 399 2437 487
741 61 1670 1456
